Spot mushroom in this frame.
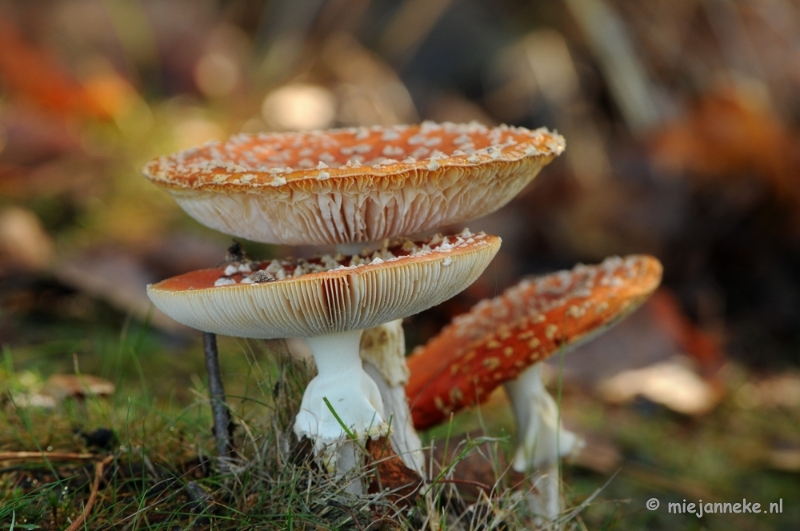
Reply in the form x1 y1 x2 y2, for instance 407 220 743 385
142 121 565 475
142 122 565 246
406 255 663 519
147 232 500 490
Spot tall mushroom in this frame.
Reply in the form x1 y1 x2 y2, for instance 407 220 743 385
142 122 565 474
406 255 663 519
143 122 563 246
148 232 500 489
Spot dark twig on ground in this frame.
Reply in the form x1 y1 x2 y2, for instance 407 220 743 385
327 500 366 531
203 332 234 464
64 454 115 531
0 451 97 461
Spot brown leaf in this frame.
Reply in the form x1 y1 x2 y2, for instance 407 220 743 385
0 207 54 272
0 19 110 120
651 85 800 206
42 374 115 401
365 437 422 509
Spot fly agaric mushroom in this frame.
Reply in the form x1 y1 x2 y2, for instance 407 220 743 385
148 232 500 488
406 255 662 518
142 121 564 476
142 121 564 246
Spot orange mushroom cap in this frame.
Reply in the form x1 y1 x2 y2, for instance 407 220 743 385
147 231 501 339
406 255 663 430
142 122 564 245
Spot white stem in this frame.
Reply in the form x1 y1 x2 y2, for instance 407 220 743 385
336 241 372 256
359 320 426 477
503 364 583 522
363 362 426 476
359 320 410 387
294 329 388 484
527 463 561 529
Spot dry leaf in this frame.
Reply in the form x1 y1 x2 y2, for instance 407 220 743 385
597 357 719 415
365 436 422 509
43 374 115 400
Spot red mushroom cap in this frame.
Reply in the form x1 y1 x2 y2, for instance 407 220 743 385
147 231 501 339
406 255 663 430
142 122 564 245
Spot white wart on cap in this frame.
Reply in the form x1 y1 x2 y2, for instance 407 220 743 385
143 122 564 245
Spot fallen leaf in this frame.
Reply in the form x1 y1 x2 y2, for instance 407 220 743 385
42 374 115 400
0 206 54 272
366 436 422 509
0 20 110 120
596 357 719 415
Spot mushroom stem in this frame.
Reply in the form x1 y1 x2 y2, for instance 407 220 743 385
503 364 582 522
203 332 233 465
528 463 561 528
294 329 389 484
360 320 425 476
332 242 425 475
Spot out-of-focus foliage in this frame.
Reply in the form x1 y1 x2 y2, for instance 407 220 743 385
1 0 799 529
3 0 797 366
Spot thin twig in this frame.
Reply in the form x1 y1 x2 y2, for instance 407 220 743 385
427 477 494 492
65 454 115 531
0 451 97 461
327 500 365 531
109 460 214 527
204 332 233 462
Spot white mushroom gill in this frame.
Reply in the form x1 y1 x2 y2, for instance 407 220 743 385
144 124 564 246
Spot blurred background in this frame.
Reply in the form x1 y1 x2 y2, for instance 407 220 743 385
1 0 799 529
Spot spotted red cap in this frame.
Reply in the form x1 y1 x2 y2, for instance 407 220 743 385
143 122 564 245
406 255 663 429
147 231 500 338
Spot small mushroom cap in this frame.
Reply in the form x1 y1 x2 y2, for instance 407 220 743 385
406 255 663 430
147 232 500 338
142 122 564 245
